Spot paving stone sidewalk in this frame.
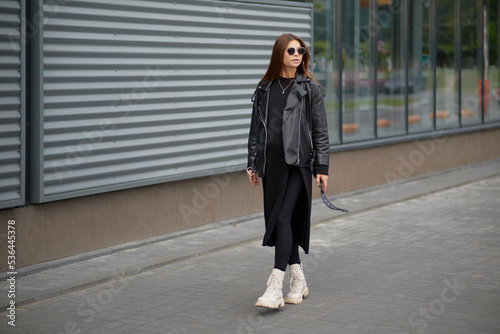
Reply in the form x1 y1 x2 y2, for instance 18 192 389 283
0 159 499 333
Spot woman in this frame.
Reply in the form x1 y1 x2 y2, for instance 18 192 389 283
247 33 330 309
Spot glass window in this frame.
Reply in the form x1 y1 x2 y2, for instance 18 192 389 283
341 0 376 142
377 0 406 137
436 0 460 129
486 0 500 121
461 0 482 125
311 0 341 144
408 0 433 132
308 0 496 147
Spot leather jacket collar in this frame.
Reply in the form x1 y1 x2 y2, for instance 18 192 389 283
257 72 309 92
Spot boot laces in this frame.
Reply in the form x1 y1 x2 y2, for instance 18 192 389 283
290 267 304 293
266 272 281 293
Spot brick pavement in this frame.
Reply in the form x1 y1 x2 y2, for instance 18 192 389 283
0 160 499 334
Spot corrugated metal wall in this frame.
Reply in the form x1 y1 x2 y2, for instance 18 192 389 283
30 0 313 203
0 0 25 209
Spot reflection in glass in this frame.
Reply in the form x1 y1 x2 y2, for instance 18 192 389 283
377 0 406 137
307 0 497 144
341 0 375 142
408 0 433 132
486 0 500 121
436 0 460 128
461 0 482 125
311 0 340 144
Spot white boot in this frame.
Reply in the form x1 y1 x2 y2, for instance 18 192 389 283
255 269 285 308
285 263 309 304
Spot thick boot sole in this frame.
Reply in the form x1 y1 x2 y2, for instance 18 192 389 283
285 287 309 304
255 298 285 309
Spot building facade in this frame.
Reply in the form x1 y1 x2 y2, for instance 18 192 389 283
1 0 499 270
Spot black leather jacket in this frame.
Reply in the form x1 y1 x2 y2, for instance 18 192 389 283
247 73 329 177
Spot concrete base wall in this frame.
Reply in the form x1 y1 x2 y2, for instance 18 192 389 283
1 128 499 271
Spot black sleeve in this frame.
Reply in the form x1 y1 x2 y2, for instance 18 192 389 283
247 90 259 171
315 164 329 176
310 82 330 168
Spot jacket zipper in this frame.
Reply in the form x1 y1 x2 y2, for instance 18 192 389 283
258 90 270 174
308 126 313 151
297 99 304 165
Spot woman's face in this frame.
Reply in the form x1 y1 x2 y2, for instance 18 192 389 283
282 40 304 75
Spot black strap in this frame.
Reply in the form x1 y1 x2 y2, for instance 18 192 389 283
320 185 349 213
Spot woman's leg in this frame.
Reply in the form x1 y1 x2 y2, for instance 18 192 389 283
274 168 303 271
288 242 300 266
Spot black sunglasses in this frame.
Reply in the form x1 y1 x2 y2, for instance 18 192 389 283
286 47 306 56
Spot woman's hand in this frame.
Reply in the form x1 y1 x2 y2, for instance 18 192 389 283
316 174 328 193
247 169 259 186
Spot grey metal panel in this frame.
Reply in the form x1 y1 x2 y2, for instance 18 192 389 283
0 0 25 209
31 0 313 203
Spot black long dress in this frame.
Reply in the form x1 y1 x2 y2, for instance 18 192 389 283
262 77 313 254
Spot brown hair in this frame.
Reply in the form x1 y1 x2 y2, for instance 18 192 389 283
260 33 318 86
